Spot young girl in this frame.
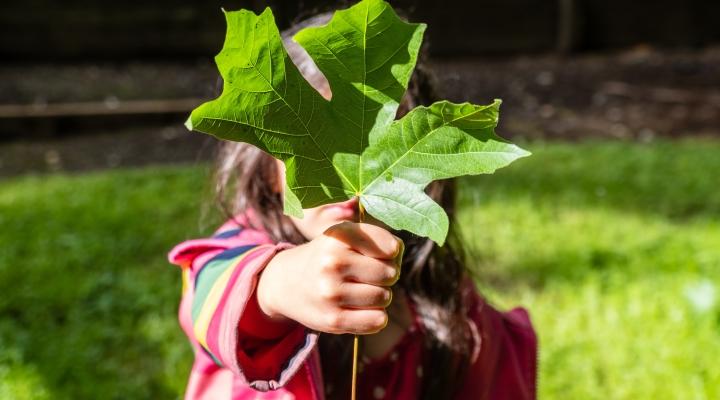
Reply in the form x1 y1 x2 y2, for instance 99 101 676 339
169 11 537 400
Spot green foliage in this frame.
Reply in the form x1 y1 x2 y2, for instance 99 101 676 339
0 167 211 399
186 0 529 244
1 139 718 399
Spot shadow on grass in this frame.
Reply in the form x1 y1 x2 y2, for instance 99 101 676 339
0 167 211 399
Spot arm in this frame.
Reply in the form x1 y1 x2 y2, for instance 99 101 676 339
169 226 317 391
169 221 403 392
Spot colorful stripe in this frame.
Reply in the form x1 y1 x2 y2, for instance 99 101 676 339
192 245 257 299
206 246 273 368
191 245 266 352
213 228 243 239
181 266 191 294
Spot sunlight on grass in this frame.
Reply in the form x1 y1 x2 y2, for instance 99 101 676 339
458 139 720 400
459 203 720 399
0 360 51 400
1 139 718 399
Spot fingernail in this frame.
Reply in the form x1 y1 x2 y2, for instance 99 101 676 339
393 238 405 267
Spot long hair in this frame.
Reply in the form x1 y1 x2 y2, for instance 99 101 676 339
213 11 474 399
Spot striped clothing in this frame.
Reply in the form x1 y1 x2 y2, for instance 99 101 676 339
169 215 537 400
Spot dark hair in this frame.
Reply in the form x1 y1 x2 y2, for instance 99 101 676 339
213 11 474 399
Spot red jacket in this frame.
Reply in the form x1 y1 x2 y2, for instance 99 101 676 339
169 216 537 399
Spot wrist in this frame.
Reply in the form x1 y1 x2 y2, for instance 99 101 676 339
256 249 289 321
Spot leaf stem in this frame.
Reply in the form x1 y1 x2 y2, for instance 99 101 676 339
351 198 364 400
358 200 366 223
351 335 359 400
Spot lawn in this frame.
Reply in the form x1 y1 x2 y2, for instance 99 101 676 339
1 139 718 399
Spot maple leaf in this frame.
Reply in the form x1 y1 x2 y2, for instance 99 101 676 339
186 0 530 245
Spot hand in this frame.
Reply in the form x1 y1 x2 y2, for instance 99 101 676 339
256 221 404 335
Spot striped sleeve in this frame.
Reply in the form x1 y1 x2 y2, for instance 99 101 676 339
191 244 268 356
168 227 319 391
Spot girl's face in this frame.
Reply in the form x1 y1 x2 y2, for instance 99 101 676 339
274 159 359 240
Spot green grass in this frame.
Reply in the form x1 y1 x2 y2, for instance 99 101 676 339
459 139 720 399
1 139 719 399
0 167 215 399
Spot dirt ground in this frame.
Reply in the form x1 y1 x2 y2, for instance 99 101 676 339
434 46 720 140
1 46 718 177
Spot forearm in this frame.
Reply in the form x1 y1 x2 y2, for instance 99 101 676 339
186 242 318 388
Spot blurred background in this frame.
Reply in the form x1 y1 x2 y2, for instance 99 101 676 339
1 0 718 399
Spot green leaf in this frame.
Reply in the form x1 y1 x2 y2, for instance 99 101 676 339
186 0 530 245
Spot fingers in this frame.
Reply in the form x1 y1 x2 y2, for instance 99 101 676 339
323 308 388 335
343 252 400 286
324 221 403 260
336 282 392 309
313 273 393 334
308 222 403 335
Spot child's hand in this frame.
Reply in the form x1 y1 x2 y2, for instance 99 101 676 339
256 221 403 335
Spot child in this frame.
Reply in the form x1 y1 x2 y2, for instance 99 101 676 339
169 11 537 400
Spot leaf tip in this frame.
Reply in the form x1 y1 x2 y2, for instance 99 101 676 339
284 203 304 218
431 233 447 247
259 6 274 17
184 115 194 131
429 219 449 247
283 184 305 218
